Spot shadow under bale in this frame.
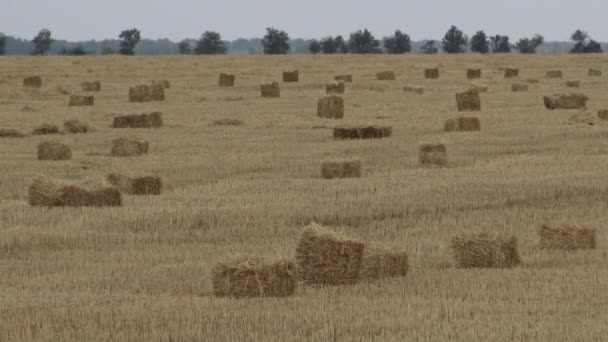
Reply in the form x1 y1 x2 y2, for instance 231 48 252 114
333 126 392 139
451 233 521 269
28 176 122 207
212 258 297 298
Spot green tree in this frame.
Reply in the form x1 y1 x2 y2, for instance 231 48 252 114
32 29 54 55
59 45 89 55
442 26 467 53
320 36 347 54
0 33 6 55
384 30 411 54
421 40 438 54
177 40 192 54
583 40 603 53
515 34 544 54
490 35 511 53
570 30 603 53
308 39 321 54
261 27 290 54
348 29 381 54
119 28 141 55
470 30 489 53
194 31 227 54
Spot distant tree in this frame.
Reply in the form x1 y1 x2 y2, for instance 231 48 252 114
570 30 603 53
101 46 116 55
177 40 192 54
584 40 603 53
384 30 411 54
261 27 290 54
0 33 6 55
308 39 321 54
470 30 489 54
490 35 511 53
119 28 141 55
194 31 227 54
348 29 381 54
59 45 89 56
515 34 544 54
31 29 54 55
442 26 467 53
421 40 438 54
320 36 347 54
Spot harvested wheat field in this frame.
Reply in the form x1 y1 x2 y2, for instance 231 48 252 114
1 54 608 341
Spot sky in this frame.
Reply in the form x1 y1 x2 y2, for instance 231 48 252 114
3 0 608 42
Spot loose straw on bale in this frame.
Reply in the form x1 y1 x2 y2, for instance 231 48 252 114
539 224 596 250
321 160 361 179
106 173 162 195
451 233 521 268
28 176 122 207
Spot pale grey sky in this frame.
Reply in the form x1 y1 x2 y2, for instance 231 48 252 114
3 0 607 41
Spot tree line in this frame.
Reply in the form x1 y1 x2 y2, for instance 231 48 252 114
0 26 604 56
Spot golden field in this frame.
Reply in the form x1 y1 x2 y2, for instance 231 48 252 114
1 54 608 341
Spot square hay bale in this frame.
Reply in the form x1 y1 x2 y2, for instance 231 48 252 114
525 78 540 84
326 82 345 94
467 69 481 79
511 83 529 92
81 81 101 92
444 117 480 132
112 112 163 128
23 76 42 88
129 85 150 102
333 125 392 140
335 75 353 83
0 129 25 138
68 95 94 106
261 82 280 98
403 85 424 94
149 83 165 101
218 73 236 87
32 124 60 135
110 138 149 157
419 143 447 166
376 71 395 80
283 70 299 83
106 173 162 195
212 258 297 298
321 160 361 179
37 141 71 161
566 111 597 126
63 119 90 134
28 176 122 207
296 223 366 286
597 110 608 120
544 93 588 110
588 68 602 77
565 80 580 88
317 96 344 119
213 118 243 126
152 80 170 89
360 248 409 281
425 68 439 79
451 233 521 268
539 225 596 250
504 68 519 78
456 89 481 111
546 70 563 78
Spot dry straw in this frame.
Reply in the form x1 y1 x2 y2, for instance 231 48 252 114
333 126 392 139
467 69 481 79
403 85 424 94
213 118 243 126
425 68 439 79
110 138 149 157
152 80 171 89
218 73 235 87
317 96 344 119
212 257 297 298
451 233 521 268
565 81 580 88
597 110 608 120
544 93 588 110
106 173 162 195
32 124 60 135
63 119 90 134
37 141 71 161
525 78 540 84
504 68 519 78
81 81 101 92
360 248 409 281
0 129 26 138
283 70 299 82
419 143 447 166
444 117 481 132
321 160 361 179
588 68 602 77
335 75 353 83
28 176 122 207
149 83 165 101
129 85 150 102
68 95 94 106
112 112 163 128
377 71 396 80
456 89 481 111
326 82 345 94
23 76 42 88
512 83 529 92
539 224 596 250
469 84 488 93
546 70 563 78
261 82 280 98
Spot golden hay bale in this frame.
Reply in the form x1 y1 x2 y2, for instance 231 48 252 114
335 75 353 83
544 93 588 110
467 68 481 79
112 112 163 128
106 173 162 195
110 138 149 157
68 95 94 106
283 70 299 82
63 119 90 134
213 118 243 126
333 125 392 140
546 70 563 78
539 225 596 250
565 80 580 88
149 83 165 101
321 160 361 179
23 76 42 88
129 85 150 102
152 80 171 89
81 81 101 92
296 223 365 286
588 68 602 77
525 78 540 84
212 258 297 298
597 110 608 120
377 71 395 80
326 82 345 94
32 124 60 135
37 141 71 161
504 68 519 78
403 85 424 94
317 96 344 119
28 176 122 207
456 89 481 111
0 129 26 138
218 73 235 87
419 143 447 166
425 68 439 79
261 82 280 98
511 83 529 92
451 233 521 269
360 248 409 280
566 111 597 126
444 117 480 132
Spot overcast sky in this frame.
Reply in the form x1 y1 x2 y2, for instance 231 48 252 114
3 0 607 41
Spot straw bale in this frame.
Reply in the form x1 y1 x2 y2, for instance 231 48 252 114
333 125 392 139
504 68 519 78
456 89 481 111
106 173 162 195
81 81 101 92
63 119 90 134
377 71 395 80
403 85 424 94
218 73 235 87
539 224 596 250
68 95 94 106
129 85 150 102
425 68 439 79
37 141 71 161
467 69 481 79
317 96 344 119
335 75 353 83
525 78 540 84
213 118 243 126
451 233 521 268
546 70 563 78
283 70 299 82
23 76 42 88
261 82 280 98
419 143 447 166
512 83 529 92
32 124 60 135
321 160 361 179
444 117 480 132
110 138 149 157
565 80 580 88
326 82 345 94
0 129 25 138
544 93 588 110
152 80 170 89
28 176 121 207
149 83 165 101
360 248 409 280
597 110 608 120
588 68 602 77
112 112 163 128
212 258 297 298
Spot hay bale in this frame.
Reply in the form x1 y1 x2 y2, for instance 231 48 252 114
444 117 480 132
81 81 101 92
317 96 344 119
149 83 165 101
283 70 299 83
403 85 424 94
321 160 361 179
467 69 481 79
129 85 150 102
504 68 519 78
326 82 345 94
333 126 392 140
511 83 529 92
469 84 488 93
63 119 90 134
0 129 25 138
451 233 521 268
213 118 243 126
544 93 588 110
23 76 42 88
212 258 297 298
106 173 162 195
377 71 395 80
28 176 121 207
112 112 163 128
32 124 60 135
296 223 365 286
565 80 580 88
360 248 408 280
566 111 597 126
37 141 71 161
110 138 149 157
335 75 353 83
546 70 563 78
261 82 280 98
539 224 596 250
425 68 439 79
525 78 540 84
456 89 481 111
68 95 94 106
419 143 447 166
588 68 602 77
218 73 235 87
152 80 170 89
597 110 608 120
